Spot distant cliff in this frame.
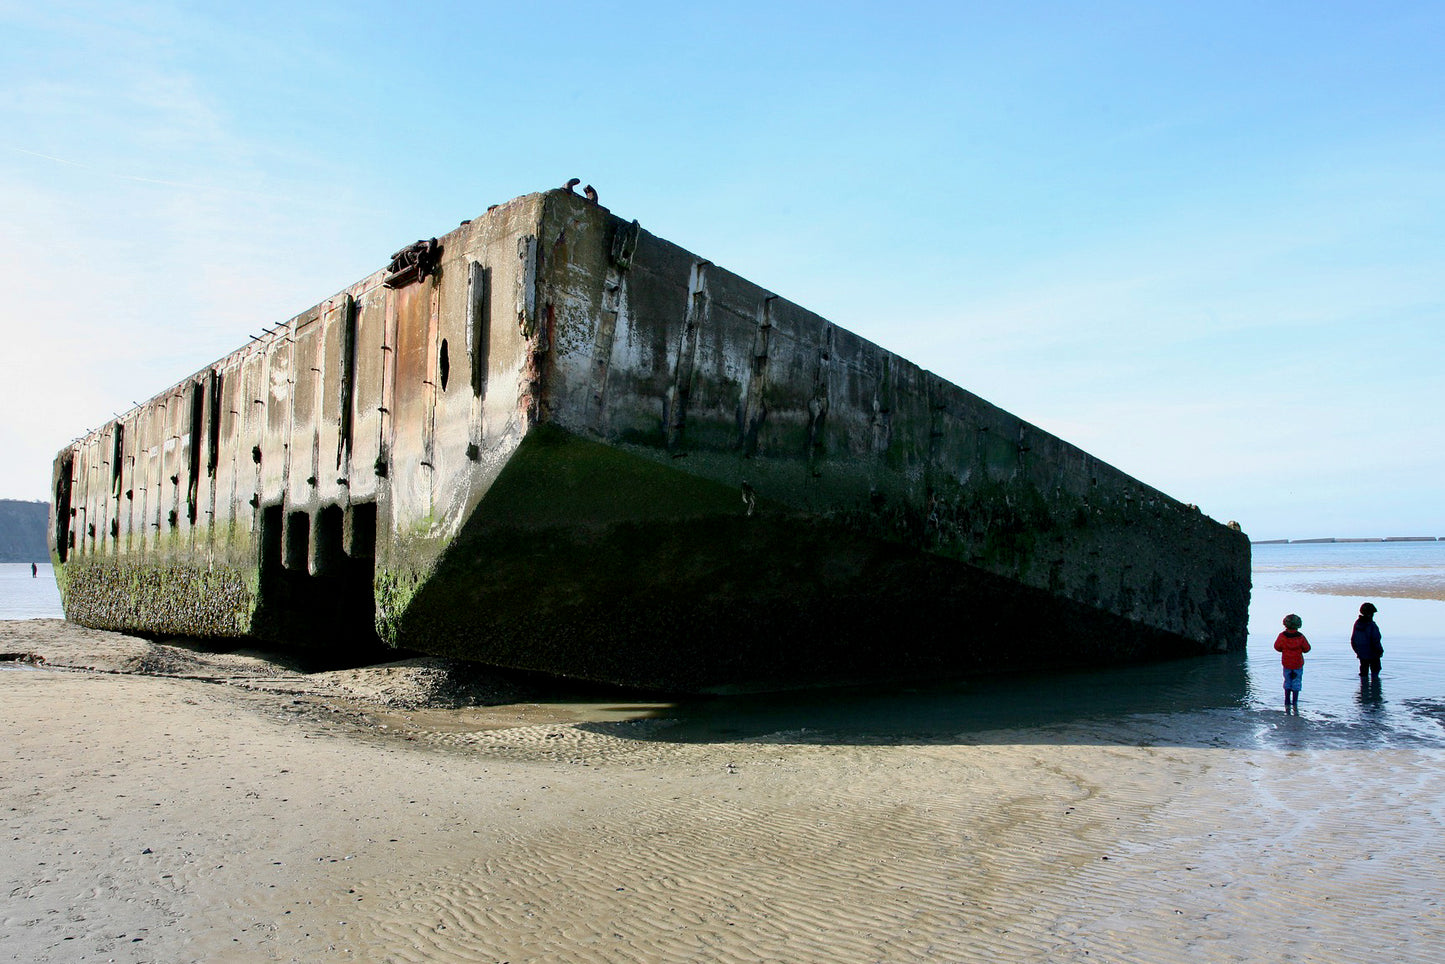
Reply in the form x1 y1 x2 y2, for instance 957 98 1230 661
0 500 49 563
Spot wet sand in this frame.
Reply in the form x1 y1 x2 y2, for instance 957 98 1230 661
4 619 1444 963
1298 575 1445 602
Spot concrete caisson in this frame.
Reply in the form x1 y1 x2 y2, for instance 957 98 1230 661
51 187 1250 692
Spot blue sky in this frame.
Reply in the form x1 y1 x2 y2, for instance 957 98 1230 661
2 1 1441 541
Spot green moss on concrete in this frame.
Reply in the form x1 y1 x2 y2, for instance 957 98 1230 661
60 557 256 637
374 566 422 648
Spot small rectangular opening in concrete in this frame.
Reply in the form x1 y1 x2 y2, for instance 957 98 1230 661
346 501 377 562
314 504 344 576
284 510 310 572
260 504 283 573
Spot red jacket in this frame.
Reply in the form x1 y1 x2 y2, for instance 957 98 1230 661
1274 631 1311 669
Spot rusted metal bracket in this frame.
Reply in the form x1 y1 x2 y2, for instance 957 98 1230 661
383 238 443 289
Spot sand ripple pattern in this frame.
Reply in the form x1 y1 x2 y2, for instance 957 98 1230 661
288 730 1445 964
327 739 1118 963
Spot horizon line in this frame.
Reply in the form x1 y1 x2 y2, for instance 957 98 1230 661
1253 536 1441 545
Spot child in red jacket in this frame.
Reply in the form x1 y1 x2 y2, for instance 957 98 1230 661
1274 614 1311 711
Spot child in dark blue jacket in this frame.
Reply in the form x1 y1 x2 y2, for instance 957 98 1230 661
1351 602 1383 679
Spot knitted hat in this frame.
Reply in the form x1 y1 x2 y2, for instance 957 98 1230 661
1283 614 1302 630
1360 602 1378 615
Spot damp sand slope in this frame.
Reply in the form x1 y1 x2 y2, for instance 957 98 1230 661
3 620 1444 963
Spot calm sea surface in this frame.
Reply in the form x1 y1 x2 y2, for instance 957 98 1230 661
5 544 1444 748
0 563 61 621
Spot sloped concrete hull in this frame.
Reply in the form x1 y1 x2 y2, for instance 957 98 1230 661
391 427 1237 692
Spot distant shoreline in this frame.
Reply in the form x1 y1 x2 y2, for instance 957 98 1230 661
1252 536 1441 545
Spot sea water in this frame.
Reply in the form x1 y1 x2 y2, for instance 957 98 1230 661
0 563 62 621
1241 541 1445 746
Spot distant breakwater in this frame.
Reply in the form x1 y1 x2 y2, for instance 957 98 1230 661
1252 536 1442 545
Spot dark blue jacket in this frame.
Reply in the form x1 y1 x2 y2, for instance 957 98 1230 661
1351 617 1383 659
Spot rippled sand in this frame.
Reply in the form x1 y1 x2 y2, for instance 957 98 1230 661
1297 575 1445 601
3 620 1444 963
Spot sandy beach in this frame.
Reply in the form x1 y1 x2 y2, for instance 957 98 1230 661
1299 575 1445 602
3 616 1444 964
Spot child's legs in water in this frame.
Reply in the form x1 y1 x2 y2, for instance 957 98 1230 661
1283 667 1303 706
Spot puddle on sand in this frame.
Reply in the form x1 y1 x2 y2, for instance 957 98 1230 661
370 700 675 734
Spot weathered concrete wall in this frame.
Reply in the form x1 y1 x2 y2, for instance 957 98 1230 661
531 191 1248 655
52 187 1249 690
51 193 549 646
